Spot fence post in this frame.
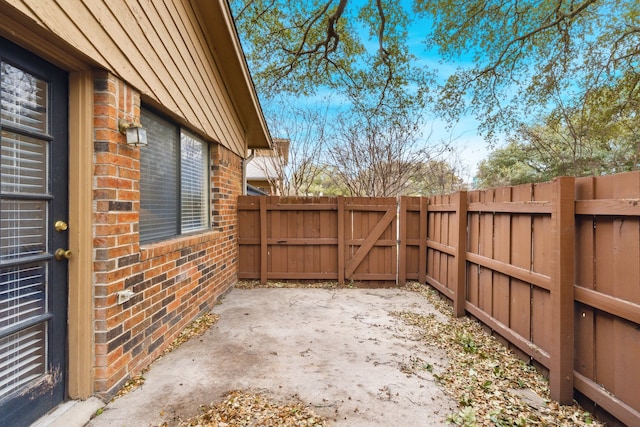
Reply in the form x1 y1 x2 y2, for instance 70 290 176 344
453 191 468 317
550 177 575 404
337 197 345 286
259 196 268 286
398 196 408 286
419 197 427 284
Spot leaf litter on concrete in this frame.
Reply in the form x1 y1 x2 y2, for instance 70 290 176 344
398 283 602 426
229 281 603 426
112 280 602 426
166 390 326 427
112 312 219 401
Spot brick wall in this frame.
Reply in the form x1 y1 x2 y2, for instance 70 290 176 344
92 71 241 397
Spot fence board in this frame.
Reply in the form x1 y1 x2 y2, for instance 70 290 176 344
399 196 425 284
338 197 345 284
467 191 480 306
592 176 616 397
611 173 640 411
574 177 595 288
575 372 640 427
453 191 467 316
510 185 533 341
479 190 494 315
345 204 395 278
399 197 408 285
260 197 268 284
574 176 596 384
493 188 511 327
549 177 575 403
531 182 553 356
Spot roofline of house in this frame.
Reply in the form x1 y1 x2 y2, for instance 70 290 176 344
194 0 272 152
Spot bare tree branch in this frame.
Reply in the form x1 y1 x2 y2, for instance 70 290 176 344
327 113 450 197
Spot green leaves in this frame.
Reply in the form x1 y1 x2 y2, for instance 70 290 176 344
475 76 640 189
233 0 639 187
230 0 431 118
426 0 638 141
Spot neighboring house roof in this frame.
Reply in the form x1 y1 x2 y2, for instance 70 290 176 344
246 156 280 181
246 138 290 180
246 184 269 195
194 0 271 150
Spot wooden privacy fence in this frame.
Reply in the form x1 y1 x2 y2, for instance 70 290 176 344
238 196 399 286
237 171 640 426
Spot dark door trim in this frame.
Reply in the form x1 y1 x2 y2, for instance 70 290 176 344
0 36 69 427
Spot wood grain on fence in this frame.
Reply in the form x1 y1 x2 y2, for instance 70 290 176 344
238 196 398 286
573 172 640 426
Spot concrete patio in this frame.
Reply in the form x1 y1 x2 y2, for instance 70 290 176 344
83 287 457 426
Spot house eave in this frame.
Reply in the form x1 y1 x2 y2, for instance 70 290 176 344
193 0 272 151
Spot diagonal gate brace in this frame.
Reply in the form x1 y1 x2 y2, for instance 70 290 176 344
345 205 396 279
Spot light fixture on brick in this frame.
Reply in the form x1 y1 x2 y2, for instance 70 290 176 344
118 118 148 147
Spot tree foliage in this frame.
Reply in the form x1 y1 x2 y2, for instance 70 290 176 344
410 158 467 196
416 0 640 141
230 0 431 117
251 101 329 196
305 165 351 196
232 0 640 188
231 0 442 195
475 86 640 188
232 0 639 136
327 111 451 196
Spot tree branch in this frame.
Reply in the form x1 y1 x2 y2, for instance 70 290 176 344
284 0 348 58
479 0 598 77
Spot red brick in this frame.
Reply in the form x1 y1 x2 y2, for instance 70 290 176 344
114 191 139 203
94 164 118 176
94 116 117 130
95 224 132 236
95 152 134 169
116 212 138 224
91 73 242 399
108 246 132 259
94 189 117 200
94 212 117 225
96 176 133 190
119 169 140 181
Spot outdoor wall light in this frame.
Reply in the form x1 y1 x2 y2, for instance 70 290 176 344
118 119 148 147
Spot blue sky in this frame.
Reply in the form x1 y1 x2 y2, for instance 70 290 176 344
361 2 496 178
242 0 497 180
401 6 492 178
337 0 496 178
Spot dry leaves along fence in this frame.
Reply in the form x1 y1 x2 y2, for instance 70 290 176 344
237 171 640 426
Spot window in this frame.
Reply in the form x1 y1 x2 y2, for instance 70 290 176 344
140 109 210 243
181 130 209 232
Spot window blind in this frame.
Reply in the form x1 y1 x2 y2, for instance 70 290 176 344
139 110 179 243
180 131 209 232
0 61 49 401
0 324 45 400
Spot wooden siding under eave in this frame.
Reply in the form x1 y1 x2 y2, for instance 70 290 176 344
3 0 265 157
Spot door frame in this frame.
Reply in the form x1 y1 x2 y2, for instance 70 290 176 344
1 38 69 423
0 11 94 399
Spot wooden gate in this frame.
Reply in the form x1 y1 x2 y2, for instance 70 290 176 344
237 196 398 286
342 197 397 285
